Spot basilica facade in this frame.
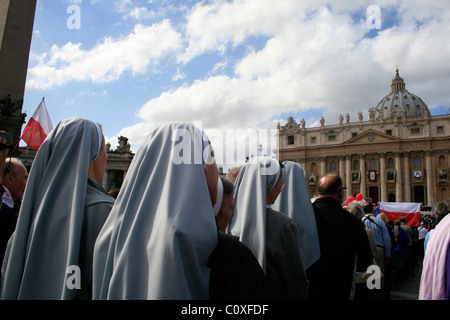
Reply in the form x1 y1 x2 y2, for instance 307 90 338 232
276 70 449 206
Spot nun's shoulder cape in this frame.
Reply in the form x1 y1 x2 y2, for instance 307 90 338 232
78 178 115 299
272 161 320 270
92 122 218 300
228 157 308 299
227 157 281 274
1 117 113 300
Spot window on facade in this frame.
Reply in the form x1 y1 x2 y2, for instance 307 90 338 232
288 135 295 145
439 155 445 167
370 158 377 170
330 160 337 172
387 158 394 169
353 160 359 171
410 128 420 135
311 162 316 172
414 156 422 169
386 129 392 135
352 132 358 138
328 135 336 142
437 126 444 134
310 136 316 144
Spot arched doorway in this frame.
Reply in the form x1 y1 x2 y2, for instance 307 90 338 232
413 186 425 204
369 186 379 204
388 193 396 202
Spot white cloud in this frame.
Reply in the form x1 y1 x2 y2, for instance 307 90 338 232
125 6 157 20
117 0 450 156
105 121 159 152
136 4 381 131
28 0 450 158
113 0 187 21
178 0 303 64
27 20 183 89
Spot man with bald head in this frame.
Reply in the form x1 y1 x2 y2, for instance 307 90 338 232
2 158 28 212
312 173 373 300
317 173 346 203
1 158 28 265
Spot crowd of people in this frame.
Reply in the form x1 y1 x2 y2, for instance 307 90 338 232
0 119 449 300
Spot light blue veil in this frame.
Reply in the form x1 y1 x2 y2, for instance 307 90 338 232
1 117 104 299
227 156 280 274
92 122 218 300
272 161 320 269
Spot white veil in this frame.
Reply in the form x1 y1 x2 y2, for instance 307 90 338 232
1 117 104 299
92 122 218 300
227 156 281 273
272 161 320 269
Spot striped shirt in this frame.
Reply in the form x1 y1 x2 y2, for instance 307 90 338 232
362 214 392 257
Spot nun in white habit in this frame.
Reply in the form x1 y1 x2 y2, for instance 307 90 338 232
228 156 308 299
92 122 219 300
272 161 321 270
1 117 114 300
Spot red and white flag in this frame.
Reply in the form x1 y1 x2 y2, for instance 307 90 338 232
379 202 422 227
21 98 53 151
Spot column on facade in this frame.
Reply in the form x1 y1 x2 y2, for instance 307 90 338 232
359 154 366 198
299 158 306 172
403 152 411 202
379 153 387 202
103 170 110 191
301 132 306 147
338 156 345 194
425 150 434 206
338 156 345 177
320 157 326 177
345 155 352 198
394 152 403 202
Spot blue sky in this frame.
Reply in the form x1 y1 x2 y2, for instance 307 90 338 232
23 0 450 167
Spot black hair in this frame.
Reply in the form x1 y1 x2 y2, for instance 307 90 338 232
363 201 373 214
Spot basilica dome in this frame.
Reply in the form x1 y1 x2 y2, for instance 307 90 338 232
371 69 430 119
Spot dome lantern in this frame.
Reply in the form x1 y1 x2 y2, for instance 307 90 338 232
374 68 430 119
391 68 406 93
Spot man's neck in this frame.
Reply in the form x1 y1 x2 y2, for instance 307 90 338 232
319 194 341 203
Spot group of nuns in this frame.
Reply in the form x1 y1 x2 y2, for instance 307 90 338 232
0 118 321 300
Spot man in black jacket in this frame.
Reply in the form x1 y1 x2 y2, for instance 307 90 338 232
313 173 373 300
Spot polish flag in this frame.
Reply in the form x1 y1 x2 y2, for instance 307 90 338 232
379 202 422 227
21 98 53 151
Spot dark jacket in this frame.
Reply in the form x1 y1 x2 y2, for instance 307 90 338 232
313 197 373 299
0 199 17 269
209 231 265 300
306 203 341 299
